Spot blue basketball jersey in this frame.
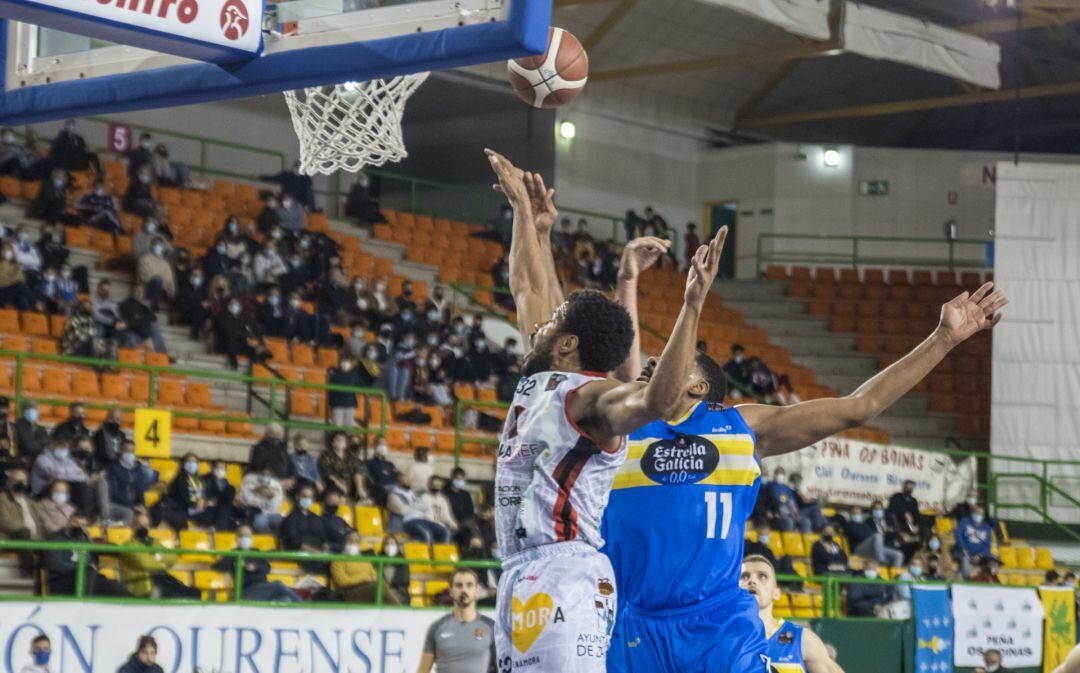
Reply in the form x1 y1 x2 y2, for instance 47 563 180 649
766 620 806 673
600 402 761 610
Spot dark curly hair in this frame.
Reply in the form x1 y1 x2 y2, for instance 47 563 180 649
695 352 727 403
561 289 634 374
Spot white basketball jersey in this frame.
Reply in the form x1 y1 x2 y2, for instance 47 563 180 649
495 371 627 558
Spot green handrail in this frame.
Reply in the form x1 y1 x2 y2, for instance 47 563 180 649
0 349 388 439
0 539 497 608
453 398 507 467
990 472 1080 544
755 233 992 277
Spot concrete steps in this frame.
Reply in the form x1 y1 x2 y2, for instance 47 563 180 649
0 555 33 596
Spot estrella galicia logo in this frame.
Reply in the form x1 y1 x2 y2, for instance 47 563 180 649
640 434 719 485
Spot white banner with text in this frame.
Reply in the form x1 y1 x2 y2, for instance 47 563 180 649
0 601 464 673
952 585 1044 667
761 436 976 511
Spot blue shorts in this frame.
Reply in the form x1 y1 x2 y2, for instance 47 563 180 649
606 590 768 673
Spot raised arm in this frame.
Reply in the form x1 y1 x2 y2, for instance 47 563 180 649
485 149 563 340
741 283 1008 458
802 628 846 673
571 228 727 443
613 237 671 383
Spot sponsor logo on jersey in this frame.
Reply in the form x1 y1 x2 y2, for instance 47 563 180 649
546 373 568 391
594 594 616 637
512 593 565 653
597 578 614 596
640 434 720 485
778 631 795 645
475 627 486 640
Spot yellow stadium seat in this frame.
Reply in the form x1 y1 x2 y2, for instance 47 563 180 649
792 561 808 578
999 547 1018 568
215 531 237 550
433 544 459 573
252 534 276 551
150 458 178 485
337 505 355 527
426 580 450 597
1035 547 1054 571
774 605 793 619
148 528 176 548
1016 546 1036 570
194 571 230 590
169 569 192 585
766 534 785 560
404 542 434 575
803 532 820 552
99 567 118 580
226 464 243 488
1028 575 1044 587
179 530 212 562
355 506 385 538
1009 574 1026 587
781 531 806 557
106 527 133 545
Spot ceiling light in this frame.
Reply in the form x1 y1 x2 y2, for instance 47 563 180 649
559 121 576 139
823 148 840 168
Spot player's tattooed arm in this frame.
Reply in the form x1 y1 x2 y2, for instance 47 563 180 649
613 236 671 383
485 148 563 340
801 629 846 673
740 282 1008 458
571 228 727 445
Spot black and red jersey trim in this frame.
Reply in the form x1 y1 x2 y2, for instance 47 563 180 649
551 436 601 541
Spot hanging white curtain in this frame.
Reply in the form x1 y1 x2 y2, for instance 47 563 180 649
993 161 1080 523
842 2 1001 89
697 0 832 41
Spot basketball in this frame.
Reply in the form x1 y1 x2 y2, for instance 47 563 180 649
507 27 588 108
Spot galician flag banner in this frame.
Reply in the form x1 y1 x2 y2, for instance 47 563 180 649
952 585 1044 667
1040 586 1077 673
914 586 953 673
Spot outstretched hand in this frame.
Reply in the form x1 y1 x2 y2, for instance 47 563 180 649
939 282 1008 345
619 236 671 281
485 148 528 212
685 226 727 307
524 171 558 237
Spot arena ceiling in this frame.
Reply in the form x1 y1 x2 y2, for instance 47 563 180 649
550 0 1080 153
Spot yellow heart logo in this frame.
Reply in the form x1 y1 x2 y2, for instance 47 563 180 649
512 593 555 653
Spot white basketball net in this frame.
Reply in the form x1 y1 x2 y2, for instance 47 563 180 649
283 72 429 176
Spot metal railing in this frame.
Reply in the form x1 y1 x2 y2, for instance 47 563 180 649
755 233 992 277
991 472 1080 544
1 349 389 438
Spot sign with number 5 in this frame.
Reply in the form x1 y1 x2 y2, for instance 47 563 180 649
106 122 133 154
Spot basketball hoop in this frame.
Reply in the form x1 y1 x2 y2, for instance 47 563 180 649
283 72 429 176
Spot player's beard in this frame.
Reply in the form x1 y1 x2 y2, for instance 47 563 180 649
521 342 554 377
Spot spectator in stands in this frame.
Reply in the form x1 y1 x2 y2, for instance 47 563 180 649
683 223 701 272
213 525 301 602
30 169 77 226
202 460 237 531
60 302 100 358
914 535 955 580
0 242 33 310
971 556 1001 584
91 279 123 340
723 344 752 397
810 523 849 576
133 218 172 260
151 143 188 188
983 649 1016 673
378 533 410 602
365 437 399 506
31 436 91 500
174 267 210 340
845 502 904 568
327 355 364 428
444 467 475 531
0 466 38 571
237 467 285 534
37 224 69 272
214 296 267 369
846 559 893 617
127 133 154 178
420 476 459 538
136 237 176 311
44 513 129 596
280 484 328 572
103 441 154 525
119 288 168 354
75 179 121 233
788 473 828 532
275 193 307 234
40 266 78 316
0 128 44 180
332 530 386 604
123 165 158 219
12 229 41 280
152 453 206 531
248 423 294 484
887 480 931 554
343 173 385 229
320 488 351 552
120 516 199 600
49 119 99 173
14 402 47 461
1063 571 1076 588
290 435 323 494
763 467 805 532
624 209 646 242
949 488 1004 543
895 556 925 601
370 278 396 324
387 472 450 544
261 162 316 211
32 480 74 534
318 432 371 503
407 446 433 495
19 634 52 673
117 635 166 673
253 241 289 288
954 504 994 579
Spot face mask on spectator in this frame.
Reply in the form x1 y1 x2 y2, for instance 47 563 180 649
25 408 38 422
17 231 28 244
2 250 12 261
60 268 71 279
864 568 879 579
759 533 771 544
228 221 239 233
428 356 440 369
121 452 137 468
426 309 439 322
152 244 164 256
140 173 152 185
95 186 106 197
43 271 55 282
282 198 294 209
986 666 999 673
52 491 68 505
33 651 50 666
972 513 984 524
928 538 941 551
383 542 399 557
426 334 439 347
146 222 158 234
1 133 13 144
299 497 313 511
345 543 361 555
54 448 70 460
289 298 301 309
773 474 786 486
851 513 866 524
54 178 65 189
365 348 378 360
271 230 282 240
375 443 388 457
214 467 227 480
141 139 153 150
184 460 199 475
238 535 253 550
229 303 241 316
268 295 280 307
216 243 227 255
191 275 204 288
353 280 366 292
452 478 466 490
872 508 884 520
966 497 977 506
910 565 923 577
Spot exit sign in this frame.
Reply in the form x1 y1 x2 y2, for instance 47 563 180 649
859 180 890 196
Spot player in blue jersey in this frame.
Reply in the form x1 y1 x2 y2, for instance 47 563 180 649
741 555 843 673
595 236 1009 673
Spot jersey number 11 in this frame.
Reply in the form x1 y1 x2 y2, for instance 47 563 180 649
704 492 732 540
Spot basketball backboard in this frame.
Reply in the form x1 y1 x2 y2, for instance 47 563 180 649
0 0 549 124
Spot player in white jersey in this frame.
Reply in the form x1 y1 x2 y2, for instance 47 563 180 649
485 148 728 673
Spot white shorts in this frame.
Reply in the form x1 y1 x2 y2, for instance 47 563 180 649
495 541 618 673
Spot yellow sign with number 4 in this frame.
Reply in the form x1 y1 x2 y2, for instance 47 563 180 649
134 409 171 458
